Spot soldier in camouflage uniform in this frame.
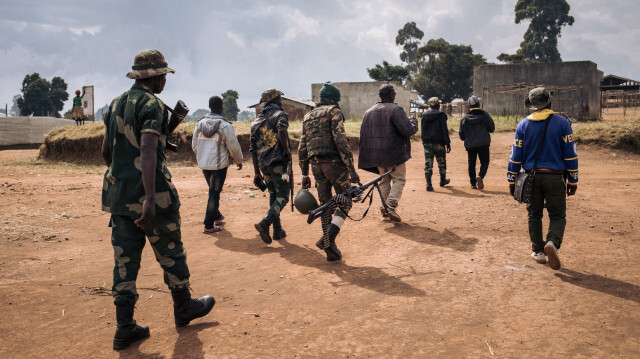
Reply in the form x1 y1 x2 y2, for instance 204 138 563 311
101 49 214 350
298 81 360 261
420 97 451 191
250 88 291 244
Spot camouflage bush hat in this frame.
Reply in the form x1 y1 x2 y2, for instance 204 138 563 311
259 88 284 106
126 49 175 80
525 87 552 111
378 84 396 95
428 97 440 106
319 81 341 102
468 95 481 108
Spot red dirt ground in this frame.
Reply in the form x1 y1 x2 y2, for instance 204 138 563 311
0 132 639 358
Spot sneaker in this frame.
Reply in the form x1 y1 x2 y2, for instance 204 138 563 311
531 251 546 264
203 225 223 234
380 207 389 219
476 176 484 190
385 207 401 222
214 215 225 226
544 241 561 270
471 185 477 189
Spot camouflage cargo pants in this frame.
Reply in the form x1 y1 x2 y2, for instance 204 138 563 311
423 142 447 181
311 160 352 219
110 209 190 306
261 163 290 216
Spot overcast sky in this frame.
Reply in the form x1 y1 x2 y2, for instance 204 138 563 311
1 0 639 115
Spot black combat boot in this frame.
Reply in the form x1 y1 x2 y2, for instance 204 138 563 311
324 224 342 261
254 211 275 244
439 174 450 187
171 288 215 327
113 305 150 350
426 179 434 192
272 216 286 240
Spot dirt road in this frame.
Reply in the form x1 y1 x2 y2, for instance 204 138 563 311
1 132 639 358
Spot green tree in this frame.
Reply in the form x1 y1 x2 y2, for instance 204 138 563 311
222 89 239 122
367 61 409 84
413 38 486 103
396 21 424 77
498 0 574 63
238 110 255 122
11 94 21 116
16 73 69 117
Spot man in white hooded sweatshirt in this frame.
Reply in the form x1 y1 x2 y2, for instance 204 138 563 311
192 96 243 233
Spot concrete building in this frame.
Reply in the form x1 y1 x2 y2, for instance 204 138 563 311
473 61 603 119
311 81 418 120
250 96 315 122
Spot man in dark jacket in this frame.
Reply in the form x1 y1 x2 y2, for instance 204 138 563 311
459 96 495 189
421 97 451 191
359 84 417 221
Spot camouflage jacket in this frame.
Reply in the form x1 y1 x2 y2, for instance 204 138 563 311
250 104 290 169
298 100 355 176
101 83 180 216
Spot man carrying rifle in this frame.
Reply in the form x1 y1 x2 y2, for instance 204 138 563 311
298 81 360 261
250 88 291 244
101 49 214 350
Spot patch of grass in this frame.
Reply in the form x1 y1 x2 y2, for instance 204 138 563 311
574 109 640 153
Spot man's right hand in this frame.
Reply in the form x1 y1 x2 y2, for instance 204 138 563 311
567 185 577 196
349 170 360 184
135 198 155 229
301 175 311 189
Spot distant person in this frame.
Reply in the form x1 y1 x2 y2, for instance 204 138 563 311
192 95 243 234
250 88 292 244
101 49 214 350
358 84 417 221
72 89 84 125
459 96 495 189
421 97 451 191
507 87 578 270
298 81 360 261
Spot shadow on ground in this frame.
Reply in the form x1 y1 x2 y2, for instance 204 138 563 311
384 222 478 252
555 268 640 304
213 230 426 298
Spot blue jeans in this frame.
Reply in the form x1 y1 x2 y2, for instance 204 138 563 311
202 167 228 229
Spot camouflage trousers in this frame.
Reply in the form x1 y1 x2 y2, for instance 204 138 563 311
423 142 447 181
110 210 190 306
311 160 352 219
261 163 290 216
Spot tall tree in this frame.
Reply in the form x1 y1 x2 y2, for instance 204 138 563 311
412 38 486 103
367 61 409 84
10 94 21 116
49 77 69 117
16 73 69 117
395 21 424 77
498 0 574 63
222 89 239 122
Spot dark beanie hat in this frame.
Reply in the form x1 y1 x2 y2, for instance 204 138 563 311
319 81 340 102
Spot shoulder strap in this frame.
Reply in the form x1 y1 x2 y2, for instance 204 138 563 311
532 114 553 172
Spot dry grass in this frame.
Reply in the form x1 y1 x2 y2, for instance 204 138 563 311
574 108 640 153
38 107 640 165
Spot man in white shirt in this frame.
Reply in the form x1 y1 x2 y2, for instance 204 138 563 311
192 96 243 233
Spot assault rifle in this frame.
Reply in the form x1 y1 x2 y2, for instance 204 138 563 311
307 167 395 224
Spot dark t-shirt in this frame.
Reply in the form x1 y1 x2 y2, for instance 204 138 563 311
250 105 290 169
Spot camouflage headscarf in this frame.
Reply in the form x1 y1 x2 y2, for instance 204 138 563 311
126 49 175 80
